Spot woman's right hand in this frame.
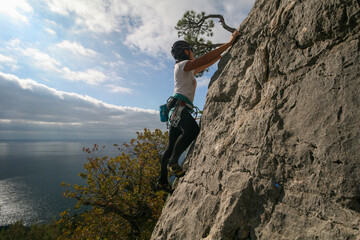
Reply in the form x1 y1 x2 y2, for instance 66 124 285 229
228 30 240 44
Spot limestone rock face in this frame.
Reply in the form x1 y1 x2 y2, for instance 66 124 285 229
151 0 360 239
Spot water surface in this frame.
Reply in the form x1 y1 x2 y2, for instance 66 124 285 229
0 140 124 226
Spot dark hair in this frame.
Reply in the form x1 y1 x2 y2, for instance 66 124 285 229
170 40 191 62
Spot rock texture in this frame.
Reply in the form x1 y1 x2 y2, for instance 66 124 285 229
152 0 360 239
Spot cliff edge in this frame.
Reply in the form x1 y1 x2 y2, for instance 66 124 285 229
152 0 360 239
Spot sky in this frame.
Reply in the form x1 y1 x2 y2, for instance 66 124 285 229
0 0 254 140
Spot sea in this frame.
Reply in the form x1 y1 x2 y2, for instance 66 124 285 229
0 140 126 226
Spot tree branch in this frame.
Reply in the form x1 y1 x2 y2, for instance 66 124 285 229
203 14 236 32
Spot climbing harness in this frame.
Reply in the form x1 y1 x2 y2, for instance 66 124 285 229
169 99 189 128
159 94 202 128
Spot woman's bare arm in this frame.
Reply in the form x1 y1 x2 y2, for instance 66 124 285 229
184 30 239 72
193 55 221 75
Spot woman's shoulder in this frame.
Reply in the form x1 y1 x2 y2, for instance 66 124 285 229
176 60 189 66
175 60 190 71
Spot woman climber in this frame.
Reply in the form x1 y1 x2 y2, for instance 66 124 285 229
157 30 240 193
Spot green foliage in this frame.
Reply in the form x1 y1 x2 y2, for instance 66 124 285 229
58 128 169 240
175 10 236 77
176 10 215 59
0 221 61 240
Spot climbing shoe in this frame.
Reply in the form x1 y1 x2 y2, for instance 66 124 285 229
156 181 174 194
168 164 186 178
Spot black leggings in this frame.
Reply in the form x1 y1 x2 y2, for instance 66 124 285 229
159 107 200 183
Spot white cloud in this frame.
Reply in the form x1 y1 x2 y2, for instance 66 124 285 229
44 19 58 26
46 0 121 33
45 0 255 56
106 84 133 94
0 0 33 23
102 60 125 68
62 67 107 85
0 71 163 140
56 40 97 57
104 40 114 45
137 59 166 71
22 48 62 72
19 47 106 85
0 53 17 64
122 0 255 56
102 52 125 68
8 39 21 47
45 27 57 35
0 53 18 71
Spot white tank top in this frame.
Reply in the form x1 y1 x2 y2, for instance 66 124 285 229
173 60 196 103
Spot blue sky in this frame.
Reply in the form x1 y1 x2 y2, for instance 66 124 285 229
0 0 254 140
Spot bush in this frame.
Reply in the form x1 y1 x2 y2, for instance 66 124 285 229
0 221 61 240
57 128 169 240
